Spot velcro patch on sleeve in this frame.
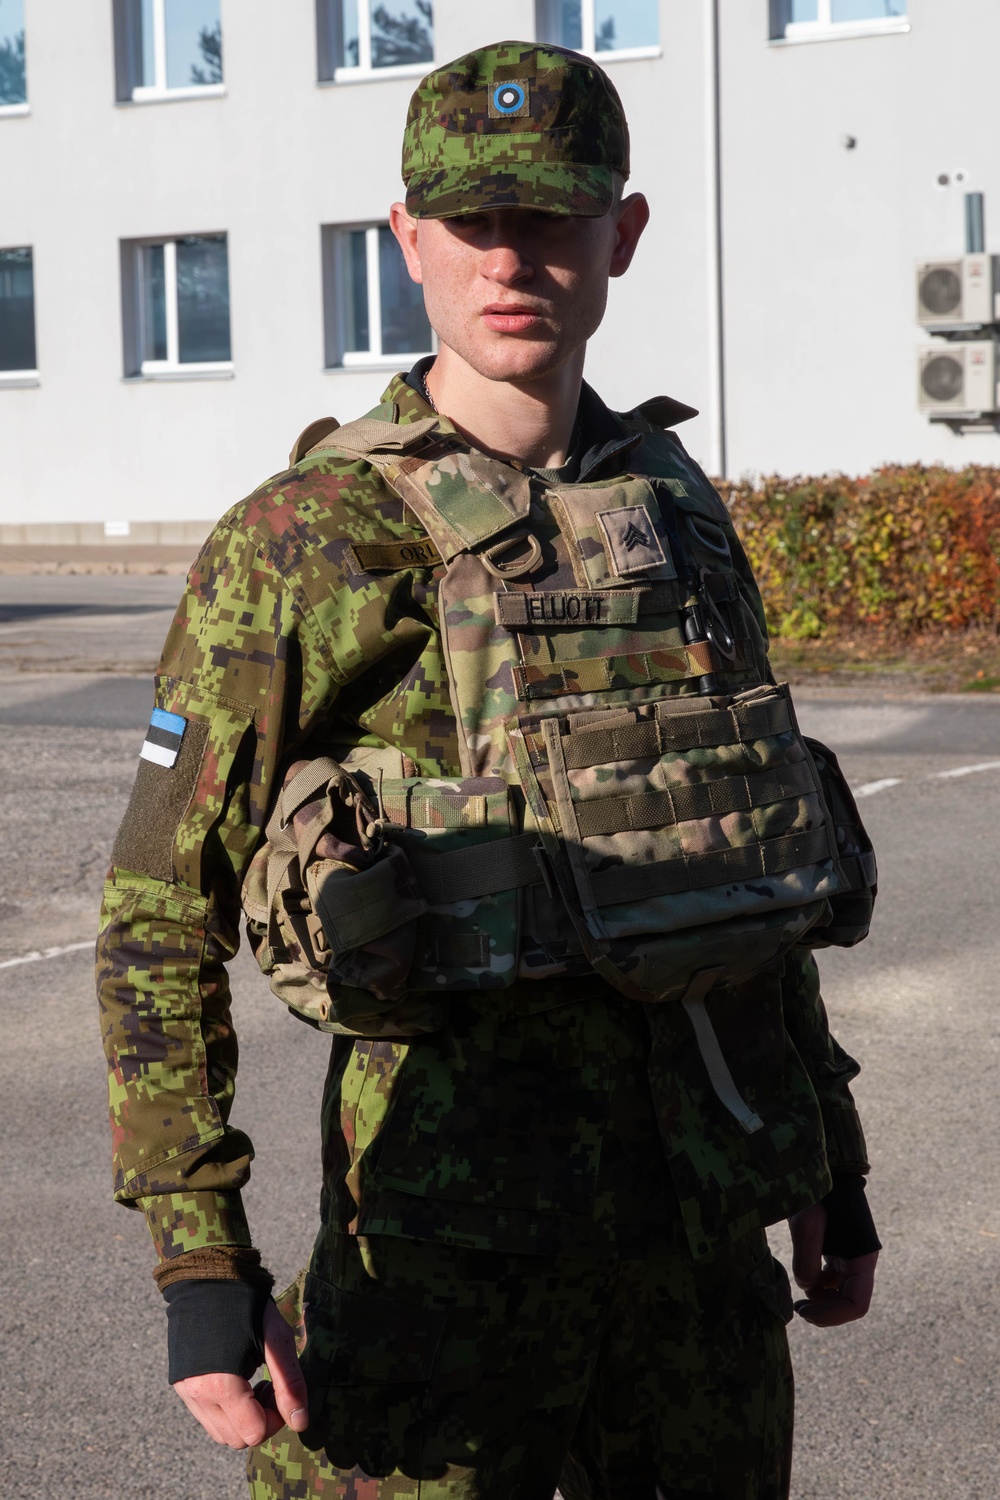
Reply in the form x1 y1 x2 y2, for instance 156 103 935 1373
140 708 187 768
494 590 641 629
597 505 676 579
113 718 210 883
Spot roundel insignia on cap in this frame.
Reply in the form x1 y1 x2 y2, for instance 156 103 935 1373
490 80 528 117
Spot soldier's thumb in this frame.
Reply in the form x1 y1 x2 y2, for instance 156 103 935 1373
788 1202 826 1290
261 1299 309 1431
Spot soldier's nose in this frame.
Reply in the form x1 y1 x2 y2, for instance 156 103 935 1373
481 245 533 285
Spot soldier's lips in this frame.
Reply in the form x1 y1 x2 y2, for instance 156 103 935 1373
481 306 544 333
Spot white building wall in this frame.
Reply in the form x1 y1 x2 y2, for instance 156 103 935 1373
1 0 998 532
720 0 1000 476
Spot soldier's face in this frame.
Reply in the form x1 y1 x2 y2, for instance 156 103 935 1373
390 194 648 385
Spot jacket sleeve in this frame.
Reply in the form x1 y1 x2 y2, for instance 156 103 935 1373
96 519 342 1268
780 947 870 1174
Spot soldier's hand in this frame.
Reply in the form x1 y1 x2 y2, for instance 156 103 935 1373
173 1299 309 1448
788 1201 879 1327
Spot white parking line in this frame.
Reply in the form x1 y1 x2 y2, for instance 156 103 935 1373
856 778 904 798
0 940 93 971
855 761 1000 801
931 761 1000 780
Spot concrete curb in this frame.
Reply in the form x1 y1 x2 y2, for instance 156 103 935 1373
0 545 197 575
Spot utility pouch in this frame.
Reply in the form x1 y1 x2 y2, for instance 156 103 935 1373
242 760 524 1031
800 736 878 948
242 757 440 1037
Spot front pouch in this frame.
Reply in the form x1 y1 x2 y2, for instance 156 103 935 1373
506 683 846 1003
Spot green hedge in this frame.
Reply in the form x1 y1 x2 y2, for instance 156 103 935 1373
719 465 1000 639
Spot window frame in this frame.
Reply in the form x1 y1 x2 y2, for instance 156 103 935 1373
322 222 434 370
0 244 39 387
536 0 661 63
0 0 28 114
317 0 434 85
114 0 226 105
121 233 234 380
770 0 909 44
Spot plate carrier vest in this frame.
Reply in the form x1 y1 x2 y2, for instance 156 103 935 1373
242 403 877 1134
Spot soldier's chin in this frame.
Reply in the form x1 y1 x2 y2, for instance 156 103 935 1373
469 338 573 385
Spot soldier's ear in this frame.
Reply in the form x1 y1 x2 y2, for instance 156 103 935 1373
389 203 423 285
609 192 650 279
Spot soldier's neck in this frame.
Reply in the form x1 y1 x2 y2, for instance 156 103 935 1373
424 347 584 469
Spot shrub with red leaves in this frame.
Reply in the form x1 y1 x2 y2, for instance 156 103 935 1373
719 466 1000 639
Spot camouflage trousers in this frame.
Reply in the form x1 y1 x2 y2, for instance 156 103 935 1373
246 1229 794 1500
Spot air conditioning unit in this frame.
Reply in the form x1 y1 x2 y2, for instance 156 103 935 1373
918 340 997 415
916 254 1000 328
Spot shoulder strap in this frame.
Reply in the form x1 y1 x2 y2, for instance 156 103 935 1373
289 417 340 465
326 416 533 563
287 412 439 467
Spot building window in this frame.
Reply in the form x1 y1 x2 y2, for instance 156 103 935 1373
770 0 908 41
322 224 432 367
122 234 232 377
113 0 224 103
536 0 659 57
0 0 27 112
0 247 37 378
316 0 433 81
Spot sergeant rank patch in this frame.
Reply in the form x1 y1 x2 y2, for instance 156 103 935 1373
597 505 676 580
140 707 187 768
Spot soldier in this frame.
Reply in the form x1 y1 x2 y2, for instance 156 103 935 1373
97 40 880 1500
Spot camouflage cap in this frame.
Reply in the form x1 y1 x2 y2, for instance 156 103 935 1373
402 40 630 219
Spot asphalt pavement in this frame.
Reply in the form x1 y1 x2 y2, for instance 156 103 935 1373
1 575 999 1498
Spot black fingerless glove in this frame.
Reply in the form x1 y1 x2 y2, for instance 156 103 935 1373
821 1173 882 1259
163 1278 270 1385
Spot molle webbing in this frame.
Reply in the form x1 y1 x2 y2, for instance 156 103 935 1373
586 827 831 906
572 759 816 839
514 642 715 700
402 818 829 909
409 832 542 904
421 932 490 967
842 849 878 890
555 695 793 770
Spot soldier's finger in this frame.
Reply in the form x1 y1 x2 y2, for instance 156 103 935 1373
793 1296 855 1327
175 1393 229 1446
793 1292 869 1327
179 1392 251 1448
251 1380 297 1443
793 1261 877 1326
223 1387 270 1448
262 1300 309 1431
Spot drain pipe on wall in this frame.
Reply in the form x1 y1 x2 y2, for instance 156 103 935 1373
705 0 728 479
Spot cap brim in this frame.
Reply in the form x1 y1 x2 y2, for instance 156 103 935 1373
405 159 615 219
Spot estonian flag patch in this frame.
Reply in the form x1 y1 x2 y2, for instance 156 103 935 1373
140 707 187 768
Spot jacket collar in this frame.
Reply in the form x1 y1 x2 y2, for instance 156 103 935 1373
389 361 642 483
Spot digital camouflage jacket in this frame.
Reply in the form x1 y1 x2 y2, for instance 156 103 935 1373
96 373 869 1275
